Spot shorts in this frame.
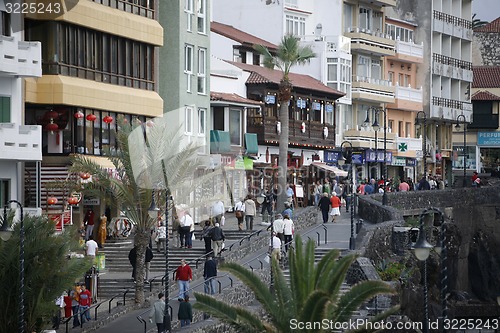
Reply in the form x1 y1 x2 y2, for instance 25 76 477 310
329 207 340 216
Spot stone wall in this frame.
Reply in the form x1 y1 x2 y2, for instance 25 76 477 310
472 31 500 66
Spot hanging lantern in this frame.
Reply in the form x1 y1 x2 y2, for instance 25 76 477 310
323 126 329 139
79 172 91 180
47 197 58 205
46 119 59 134
103 116 113 124
74 110 84 119
67 197 79 205
86 114 97 122
301 122 306 133
46 110 59 120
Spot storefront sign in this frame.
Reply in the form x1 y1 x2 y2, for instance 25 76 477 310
325 104 334 113
312 102 321 110
49 213 63 232
265 95 275 104
63 210 72 226
324 150 341 163
366 149 392 163
392 157 406 166
406 158 416 166
351 152 364 164
296 99 306 108
83 198 100 206
477 132 500 146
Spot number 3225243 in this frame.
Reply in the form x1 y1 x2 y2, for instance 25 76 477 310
6 2 62 14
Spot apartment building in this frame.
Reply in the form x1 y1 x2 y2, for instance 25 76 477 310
23 1 163 215
0 0 42 213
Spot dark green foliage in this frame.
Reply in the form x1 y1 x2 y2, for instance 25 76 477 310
0 214 91 333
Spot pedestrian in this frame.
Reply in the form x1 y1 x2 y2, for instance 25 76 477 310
98 213 107 248
282 214 294 251
234 197 245 231
128 246 137 282
83 208 95 241
272 213 285 242
330 192 341 223
269 232 282 262
145 245 153 283
399 179 410 192
180 212 194 248
211 200 225 225
314 181 323 207
177 296 193 327
203 255 217 295
51 292 66 329
201 220 213 255
174 259 192 301
261 188 273 223
149 292 166 333
342 180 351 213
282 202 293 219
244 195 256 231
155 222 167 253
78 283 91 324
318 192 331 224
285 184 295 208
210 222 225 257
70 283 81 328
85 235 98 258
418 176 430 190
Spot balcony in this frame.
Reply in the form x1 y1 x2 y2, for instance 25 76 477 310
0 36 42 78
300 35 351 55
431 97 473 122
468 114 499 130
386 85 423 112
343 128 396 150
432 10 472 41
345 27 395 57
358 0 396 7
393 40 423 63
351 76 395 104
0 123 42 161
432 54 473 82
247 118 336 149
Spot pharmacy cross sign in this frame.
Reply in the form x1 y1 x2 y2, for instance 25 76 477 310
398 143 408 152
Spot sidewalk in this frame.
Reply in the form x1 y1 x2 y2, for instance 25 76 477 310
63 206 355 332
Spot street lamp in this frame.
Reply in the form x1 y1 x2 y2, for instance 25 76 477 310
0 200 25 333
365 107 388 205
416 111 427 180
148 190 171 332
341 141 355 250
412 207 448 333
455 115 467 187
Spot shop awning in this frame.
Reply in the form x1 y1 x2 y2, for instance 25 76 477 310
244 133 258 155
210 130 232 154
311 162 348 177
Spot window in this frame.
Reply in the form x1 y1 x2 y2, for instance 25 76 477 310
343 3 353 32
388 71 394 85
371 59 381 80
0 179 9 206
198 108 206 135
357 55 369 77
285 14 305 36
229 109 241 145
197 0 206 34
184 44 194 92
327 58 351 100
404 74 410 87
91 0 155 19
197 48 206 94
1 11 11 36
385 23 414 42
0 96 10 122
398 121 403 137
185 0 194 31
359 7 372 30
405 122 411 138
185 106 193 134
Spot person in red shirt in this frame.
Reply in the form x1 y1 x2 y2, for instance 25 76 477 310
78 284 92 323
175 259 193 301
329 193 342 223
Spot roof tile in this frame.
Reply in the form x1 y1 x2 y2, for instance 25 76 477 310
211 22 278 50
472 66 500 88
471 90 500 101
210 91 263 105
474 17 500 32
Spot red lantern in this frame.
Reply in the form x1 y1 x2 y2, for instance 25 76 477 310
46 121 59 134
79 172 91 180
74 110 84 119
46 110 59 120
47 197 58 205
86 114 97 122
103 116 113 124
67 197 79 205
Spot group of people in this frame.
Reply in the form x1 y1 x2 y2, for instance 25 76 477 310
68 282 93 328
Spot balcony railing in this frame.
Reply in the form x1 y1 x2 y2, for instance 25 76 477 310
395 85 422 103
300 35 351 54
0 36 41 77
353 75 393 87
0 123 42 161
432 96 471 111
345 26 392 40
433 53 472 70
91 0 155 19
395 40 423 58
433 10 472 29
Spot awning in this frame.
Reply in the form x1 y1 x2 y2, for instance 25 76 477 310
210 130 232 154
311 162 348 177
244 133 258 154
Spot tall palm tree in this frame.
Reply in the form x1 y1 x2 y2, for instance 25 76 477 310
254 35 315 212
71 116 201 305
472 13 488 29
194 235 397 332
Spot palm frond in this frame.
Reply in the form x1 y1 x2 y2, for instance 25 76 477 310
348 305 401 333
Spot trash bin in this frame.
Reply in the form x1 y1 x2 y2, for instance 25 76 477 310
96 253 105 271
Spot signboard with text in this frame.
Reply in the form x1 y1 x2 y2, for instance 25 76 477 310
49 213 63 232
477 132 500 146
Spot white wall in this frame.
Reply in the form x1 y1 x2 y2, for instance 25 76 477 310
211 32 241 62
0 161 18 200
210 56 249 97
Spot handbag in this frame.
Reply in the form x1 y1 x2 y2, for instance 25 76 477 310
235 210 243 218
191 233 196 241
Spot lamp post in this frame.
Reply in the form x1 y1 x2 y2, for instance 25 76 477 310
148 190 171 332
366 107 388 205
412 207 448 333
416 111 427 180
0 200 25 333
341 141 355 250
456 115 467 187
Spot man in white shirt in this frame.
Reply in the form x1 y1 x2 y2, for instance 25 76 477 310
211 200 225 225
271 214 285 243
269 232 282 261
85 235 99 257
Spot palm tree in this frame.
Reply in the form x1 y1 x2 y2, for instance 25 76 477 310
472 13 488 29
70 116 201 305
194 235 397 332
0 214 90 333
254 35 316 212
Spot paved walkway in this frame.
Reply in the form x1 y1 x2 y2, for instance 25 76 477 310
60 206 357 333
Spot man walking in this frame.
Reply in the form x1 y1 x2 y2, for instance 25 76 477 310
149 292 166 333
203 255 217 294
78 284 92 324
174 259 192 301
210 222 225 257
